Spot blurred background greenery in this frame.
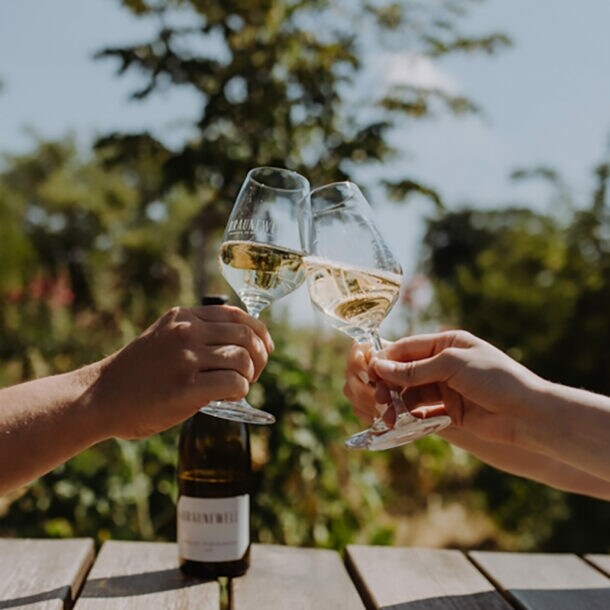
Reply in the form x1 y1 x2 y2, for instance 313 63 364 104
0 0 608 553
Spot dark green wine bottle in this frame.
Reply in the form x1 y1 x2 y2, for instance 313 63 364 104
177 295 252 578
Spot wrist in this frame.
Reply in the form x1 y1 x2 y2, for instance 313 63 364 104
72 359 114 444
513 376 563 454
516 377 610 477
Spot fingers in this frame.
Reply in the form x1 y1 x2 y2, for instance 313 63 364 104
381 402 396 427
345 342 379 423
372 348 462 390
343 373 378 424
374 382 392 405
344 341 394 424
379 330 476 362
437 395 516 446
103 306 275 439
399 384 443 409
192 305 274 353
395 379 479 432
348 337 463 428
347 342 373 381
379 386 448 426
194 370 251 402
437 383 464 426
197 344 257 383
189 305 273 381
410 403 449 419
196 322 268 381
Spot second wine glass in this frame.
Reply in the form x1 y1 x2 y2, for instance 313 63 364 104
201 166 310 424
299 181 451 450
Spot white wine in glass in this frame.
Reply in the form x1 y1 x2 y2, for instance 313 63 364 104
218 240 305 314
202 166 310 425
305 258 402 342
300 181 451 450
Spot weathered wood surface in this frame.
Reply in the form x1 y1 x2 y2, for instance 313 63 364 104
4 539 610 610
470 551 610 610
586 554 610 577
73 540 219 610
230 544 365 609
0 537 94 610
345 545 512 609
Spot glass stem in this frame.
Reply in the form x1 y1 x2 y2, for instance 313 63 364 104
246 307 263 320
370 331 416 422
244 296 271 319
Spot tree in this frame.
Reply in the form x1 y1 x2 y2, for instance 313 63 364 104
96 0 509 293
0 139 394 547
419 152 610 551
0 1 515 549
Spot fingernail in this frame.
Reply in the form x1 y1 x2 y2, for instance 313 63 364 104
375 360 397 374
357 371 370 384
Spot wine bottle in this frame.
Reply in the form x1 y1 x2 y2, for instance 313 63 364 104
177 295 252 578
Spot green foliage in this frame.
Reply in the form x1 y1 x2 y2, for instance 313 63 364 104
250 328 392 549
94 0 509 274
0 317 396 551
1 433 179 542
0 136 397 548
3 0 561 554
420 155 610 551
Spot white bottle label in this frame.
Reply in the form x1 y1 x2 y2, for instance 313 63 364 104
177 494 249 562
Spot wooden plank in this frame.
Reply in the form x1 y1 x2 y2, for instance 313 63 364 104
0 537 94 610
231 544 365 609
585 554 610 577
74 540 219 610
469 551 610 610
345 545 512 609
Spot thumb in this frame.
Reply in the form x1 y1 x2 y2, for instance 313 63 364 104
373 352 452 388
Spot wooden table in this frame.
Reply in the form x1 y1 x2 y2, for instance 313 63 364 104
1 538 609 609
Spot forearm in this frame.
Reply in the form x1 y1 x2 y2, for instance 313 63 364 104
519 380 610 484
441 428 610 500
0 363 107 495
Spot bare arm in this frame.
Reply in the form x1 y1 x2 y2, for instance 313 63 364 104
0 305 273 495
517 381 610 486
440 427 610 501
0 365 104 495
344 332 610 496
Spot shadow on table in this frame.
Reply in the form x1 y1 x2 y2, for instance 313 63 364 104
368 587 610 609
508 587 610 609
375 591 507 609
0 586 70 609
80 568 211 598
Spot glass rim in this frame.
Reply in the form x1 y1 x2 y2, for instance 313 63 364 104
309 180 363 216
310 180 360 196
247 166 310 193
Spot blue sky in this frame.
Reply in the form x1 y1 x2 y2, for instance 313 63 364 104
1 0 609 330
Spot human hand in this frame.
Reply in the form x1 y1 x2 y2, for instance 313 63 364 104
345 330 547 447
344 330 610 495
343 341 380 424
86 305 274 439
343 339 448 426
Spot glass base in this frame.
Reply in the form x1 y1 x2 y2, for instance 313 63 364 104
200 399 276 425
345 413 451 451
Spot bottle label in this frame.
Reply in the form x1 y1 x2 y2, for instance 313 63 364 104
177 494 249 562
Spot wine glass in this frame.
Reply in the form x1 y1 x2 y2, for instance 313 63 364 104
202 166 310 425
299 181 451 450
